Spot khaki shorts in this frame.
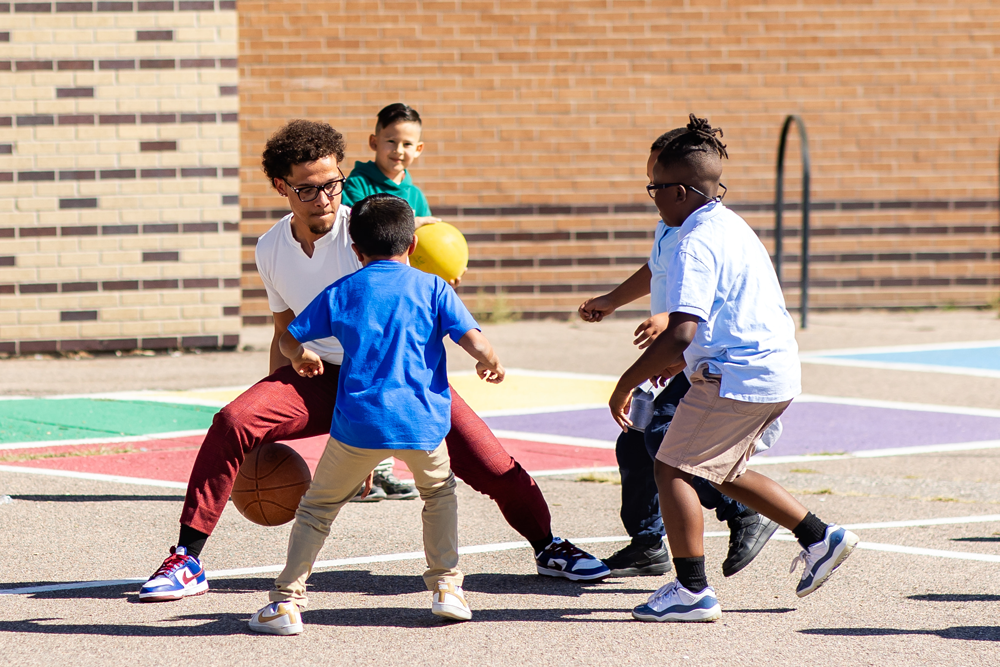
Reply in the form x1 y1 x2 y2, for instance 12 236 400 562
654 366 791 484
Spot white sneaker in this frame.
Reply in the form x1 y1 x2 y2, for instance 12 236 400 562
431 581 472 621
248 601 304 635
791 524 859 597
632 579 722 622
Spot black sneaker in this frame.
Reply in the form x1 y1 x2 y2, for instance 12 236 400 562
372 470 419 500
602 539 672 577
721 511 779 577
349 484 387 503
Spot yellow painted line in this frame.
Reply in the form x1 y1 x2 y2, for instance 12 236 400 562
131 370 618 414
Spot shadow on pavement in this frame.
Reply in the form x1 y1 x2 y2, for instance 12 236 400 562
11 494 184 503
303 606 633 627
800 626 1000 641
907 593 1000 602
0 614 247 636
10 571 652 601
950 536 1000 543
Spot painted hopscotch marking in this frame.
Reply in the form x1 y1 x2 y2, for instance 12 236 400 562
3 515 998 596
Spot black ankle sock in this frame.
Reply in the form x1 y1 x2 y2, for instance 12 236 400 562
792 512 828 548
673 556 708 593
530 533 555 555
178 525 209 559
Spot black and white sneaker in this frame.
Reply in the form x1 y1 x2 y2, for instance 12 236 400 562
373 470 419 500
602 539 673 577
349 484 387 503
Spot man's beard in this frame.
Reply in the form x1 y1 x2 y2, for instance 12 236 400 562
306 211 335 235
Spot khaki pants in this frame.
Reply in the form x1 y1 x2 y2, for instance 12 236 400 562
270 437 461 607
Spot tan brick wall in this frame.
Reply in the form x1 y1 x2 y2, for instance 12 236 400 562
1 2 242 354
235 0 1000 324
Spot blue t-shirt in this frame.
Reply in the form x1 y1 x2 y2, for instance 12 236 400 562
287 260 480 450
666 201 801 403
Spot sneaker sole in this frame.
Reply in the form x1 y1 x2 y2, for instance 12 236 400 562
248 621 304 635
536 565 611 581
138 580 209 602
632 607 722 623
432 604 472 621
606 561 673 577
796 531 860 598
722 519 781 578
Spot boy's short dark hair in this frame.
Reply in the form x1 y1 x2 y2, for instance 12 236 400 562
656 114 729 170
349 193 415 257
261 120 346 185
375 103 422 133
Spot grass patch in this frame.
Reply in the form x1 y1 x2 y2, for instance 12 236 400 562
576 470 621 485
789 468 819 474
930 496 959 503
473 289 520 324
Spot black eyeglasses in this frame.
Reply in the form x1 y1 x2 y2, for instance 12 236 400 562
646 182 727 202
283 169 346 202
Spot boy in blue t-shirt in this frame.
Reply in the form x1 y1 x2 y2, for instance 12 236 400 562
341 103 433 219
248 193 505 635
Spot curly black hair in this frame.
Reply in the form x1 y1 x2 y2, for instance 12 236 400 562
261 119 346 185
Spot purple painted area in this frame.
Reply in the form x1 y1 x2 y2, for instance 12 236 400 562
483 403 1000 456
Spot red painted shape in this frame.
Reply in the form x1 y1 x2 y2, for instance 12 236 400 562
3 435 616 484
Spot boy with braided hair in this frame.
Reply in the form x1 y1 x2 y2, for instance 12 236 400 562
611 115 858 622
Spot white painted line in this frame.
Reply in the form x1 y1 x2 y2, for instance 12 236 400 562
451 368 619 382
490 430 616 449
769 534 1000 563
529 466 619 477
799 356 1000 380
751 439 1000 466
477 404 607 418
0 429 208 452
0 465 187 489
795 394 1000 419
801 339 1000 357
6 514 999 596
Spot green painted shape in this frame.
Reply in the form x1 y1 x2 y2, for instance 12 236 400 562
0 398 218 444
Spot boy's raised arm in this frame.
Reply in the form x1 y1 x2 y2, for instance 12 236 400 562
457 329 505 384
609 311 699 431
578 263 652 322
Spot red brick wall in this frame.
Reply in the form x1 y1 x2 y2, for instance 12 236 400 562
237 0 1000 322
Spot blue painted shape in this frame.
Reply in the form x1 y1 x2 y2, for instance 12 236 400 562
825 346 1000 372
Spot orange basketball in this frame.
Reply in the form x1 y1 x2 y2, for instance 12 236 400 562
231 442 312 526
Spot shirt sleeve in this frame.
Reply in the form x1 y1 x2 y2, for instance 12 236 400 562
286 287 335 344
411 186 432 217
255 240 290 314
435 279 480 342
341 175 366 207
665 249 715 322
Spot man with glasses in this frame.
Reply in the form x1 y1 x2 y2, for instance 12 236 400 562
138 119 609 603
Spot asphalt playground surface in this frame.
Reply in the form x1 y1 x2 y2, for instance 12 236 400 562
1 309 999 666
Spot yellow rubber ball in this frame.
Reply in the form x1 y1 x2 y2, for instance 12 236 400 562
411 221 469 283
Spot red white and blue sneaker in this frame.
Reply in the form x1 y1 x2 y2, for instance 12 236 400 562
632 579 722 623
138 546 209 602
790 524 859 597
535 537 611 581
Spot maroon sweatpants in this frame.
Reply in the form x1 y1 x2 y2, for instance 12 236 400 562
180 364 551 542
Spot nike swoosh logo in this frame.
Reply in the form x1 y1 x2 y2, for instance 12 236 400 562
258 609 291 624
179 569 200 585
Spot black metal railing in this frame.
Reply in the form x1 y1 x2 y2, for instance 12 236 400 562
774 114 811 328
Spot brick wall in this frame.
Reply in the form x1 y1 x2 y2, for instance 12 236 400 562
236 0 999 323
0 0 242 355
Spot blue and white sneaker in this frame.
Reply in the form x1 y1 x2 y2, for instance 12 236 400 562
138 546 209 602
535 537 611 581
790 524 859 597
632 579 722 622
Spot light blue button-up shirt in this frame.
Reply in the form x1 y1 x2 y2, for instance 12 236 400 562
665 201 801 403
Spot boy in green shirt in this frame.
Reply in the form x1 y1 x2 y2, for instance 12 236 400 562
342 103 434 219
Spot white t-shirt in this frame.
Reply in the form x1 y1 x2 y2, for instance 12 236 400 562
648 221 680 316
666 201 801 403
255 207 361 365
